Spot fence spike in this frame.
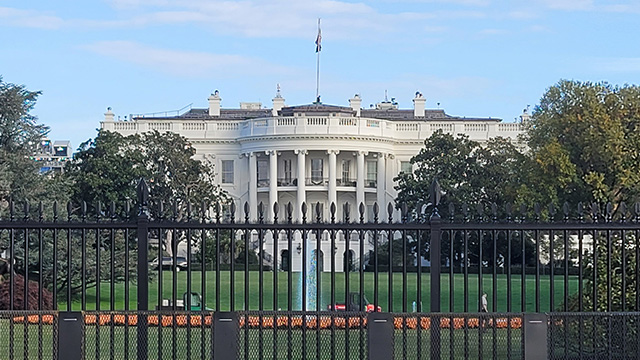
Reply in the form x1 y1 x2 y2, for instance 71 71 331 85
462 203 469 221
619 202 627 222
491 203 498 221
187 203 193 221
577 202 584 222
519 204 527 222
359 202 365 223
9 199 15 221
244 202 250 222
301 202 308 223
230 201 236 223
23 201 30 221
330 202 336 223
634 202 640 221
53 201 58 222
430 179 442 207
215 202 221 223
562 202 570 220
315 202 322 223
258 202 264 223
81 201 87 220
201 200 207 222
67 202 72 221
590 202 599 223
169 201 176 221
505 202 513 221
448 202 455 221
476 203 484 220
373 202 379 223
136 178 149 216
96 201 102 221
533 203 541 220
38 201 43 222
110 201 117 221
286 202 293 223
387 202 394 223
401 202 408 220
344 203 351 223
548 203 556 220
125 200 131 220
605 202 613 222
273 201 279 223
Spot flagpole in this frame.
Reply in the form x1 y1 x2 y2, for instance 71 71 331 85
315 18 321 102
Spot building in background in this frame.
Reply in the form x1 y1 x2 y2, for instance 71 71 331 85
101 89 524 271
31 139 72 174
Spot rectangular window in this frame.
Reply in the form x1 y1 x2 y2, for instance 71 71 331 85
341 160 351 184
283 159 292 185
366 161 377 187
221 160 234 184
311 158 323 183
257 160 268 186
401 161 412 174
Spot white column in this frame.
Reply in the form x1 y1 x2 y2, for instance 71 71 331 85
327 150 338 210
295 149 307 221
248 152 257 221
377 153 386 212
268 150 278 222
356 151 366 213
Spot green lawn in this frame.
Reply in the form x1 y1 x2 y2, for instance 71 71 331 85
0 320 523 360
61 271 580 313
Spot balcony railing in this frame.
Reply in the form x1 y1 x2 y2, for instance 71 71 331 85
258 178 377 188
336 178 356 187
306 177 329 186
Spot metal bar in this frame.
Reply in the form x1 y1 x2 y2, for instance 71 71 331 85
57 312 83 360
430 212 442 360
492 229 497 312
367 313 393 360
535 228 540 312
213 312 239 359
136 181 150 360
523 313 548 359
550 229 554 312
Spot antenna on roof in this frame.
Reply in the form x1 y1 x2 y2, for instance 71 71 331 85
384 90 388 102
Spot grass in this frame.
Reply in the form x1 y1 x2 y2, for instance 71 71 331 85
0 319 523 360
61 271 580 313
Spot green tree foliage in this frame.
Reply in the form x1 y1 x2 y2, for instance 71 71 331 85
525 80 640 206
394 130 528 213
0 77 66 208
65 130 229 258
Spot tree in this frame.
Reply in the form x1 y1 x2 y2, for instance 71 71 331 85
65 130 229 256
394 130 528 214
524 80 640 207
0 76 63 208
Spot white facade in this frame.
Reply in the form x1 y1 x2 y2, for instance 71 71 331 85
101 91 525 271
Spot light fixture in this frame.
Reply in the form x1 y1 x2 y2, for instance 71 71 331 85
296 243 302 255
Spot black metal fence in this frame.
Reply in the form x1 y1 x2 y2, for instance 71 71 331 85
0 180 639 359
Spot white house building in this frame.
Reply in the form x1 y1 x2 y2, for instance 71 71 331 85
101 89 525 271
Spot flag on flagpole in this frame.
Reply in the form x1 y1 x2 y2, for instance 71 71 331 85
315 19 322 52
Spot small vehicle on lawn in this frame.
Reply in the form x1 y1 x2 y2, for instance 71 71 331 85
157 292 212 311
150 256 188 272
327 292 381 312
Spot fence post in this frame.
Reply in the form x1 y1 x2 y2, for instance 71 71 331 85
214 312 239 359
58 312 82 360
524 313 548 359
136 179 150 360
368 312 393 360
429 179 442 360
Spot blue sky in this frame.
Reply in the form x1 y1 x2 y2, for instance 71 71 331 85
2 0 639 150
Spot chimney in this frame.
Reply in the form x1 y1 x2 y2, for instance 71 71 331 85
272 84 285 116
519 105 531 123
208 90 221 117
413 91 426 117
104 107 115 122
349 94 362 117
